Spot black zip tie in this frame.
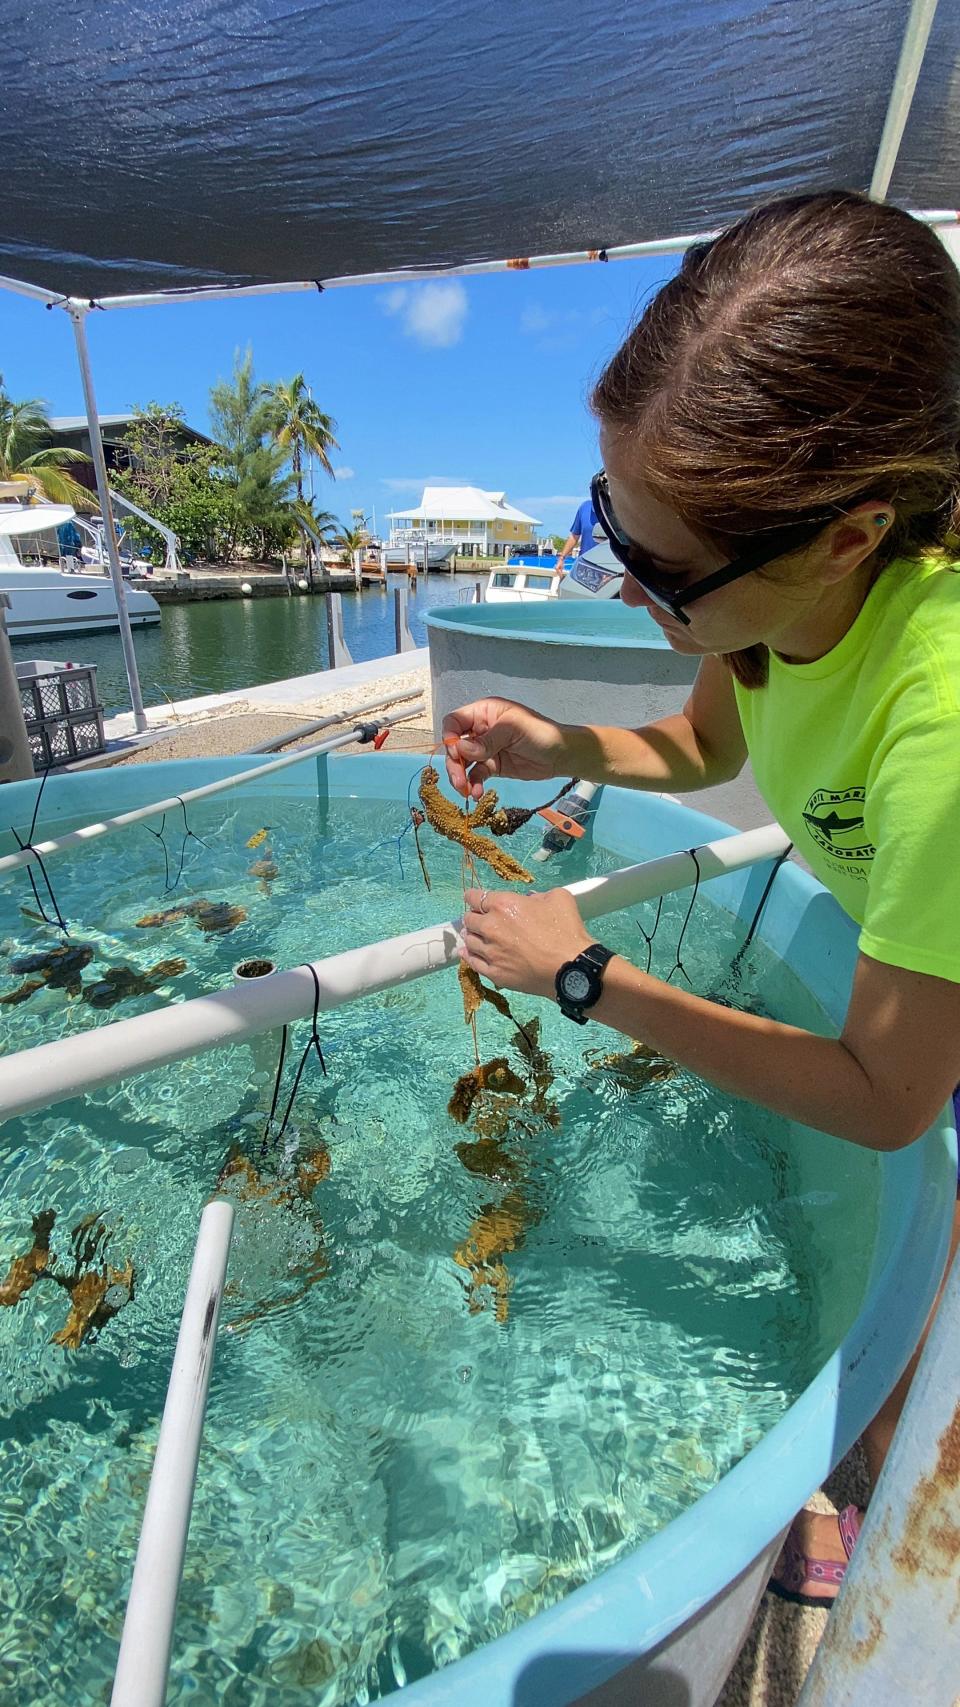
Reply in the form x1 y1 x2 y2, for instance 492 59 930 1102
166 797 209 892
13 767 68 932
262 966 328 1151
260 1023 289 1156
728 844 793 984
664 849 702 987
144 812 171 891
635 894 663 976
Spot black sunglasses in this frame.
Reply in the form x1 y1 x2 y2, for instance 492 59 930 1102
590 472 834 626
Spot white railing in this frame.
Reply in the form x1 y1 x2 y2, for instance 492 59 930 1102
0 824 791 1122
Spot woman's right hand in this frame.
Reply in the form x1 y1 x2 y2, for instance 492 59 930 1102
442 697 568 798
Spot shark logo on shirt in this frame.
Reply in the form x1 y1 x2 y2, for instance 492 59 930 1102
802 787 876 863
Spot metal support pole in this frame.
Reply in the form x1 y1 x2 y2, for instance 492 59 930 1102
111 1199 234 1707
324 591 354 669
0 594 33 781
68 306 148 732
393 584 416 653
798 1238 960 1706
869 0 939 200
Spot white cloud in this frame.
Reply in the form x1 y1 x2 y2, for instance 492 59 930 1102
381 474 473 492
331 465 355 480
378 281 468 348
520 304 613 338
516 494 587 510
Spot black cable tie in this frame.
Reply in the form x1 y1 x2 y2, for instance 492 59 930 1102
598 248 609 263
664 849 702 987
314 280 325 293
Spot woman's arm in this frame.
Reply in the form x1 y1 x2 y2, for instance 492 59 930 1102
443 656 748 798
459 886 960 1151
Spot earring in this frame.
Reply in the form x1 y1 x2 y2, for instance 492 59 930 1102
874 515 888 527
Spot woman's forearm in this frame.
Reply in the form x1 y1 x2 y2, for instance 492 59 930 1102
593 957 894 1150
560 714 733 793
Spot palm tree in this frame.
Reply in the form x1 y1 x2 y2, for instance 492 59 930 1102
290 499 341 587
266 375 339 503
0 382 93 508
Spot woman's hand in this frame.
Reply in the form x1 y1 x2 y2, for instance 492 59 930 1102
460 885 593 998
442 697 568 799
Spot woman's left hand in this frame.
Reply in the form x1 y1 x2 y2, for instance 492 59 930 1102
460 886 593 999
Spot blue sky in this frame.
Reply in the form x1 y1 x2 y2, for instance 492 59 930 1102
0 252 679 538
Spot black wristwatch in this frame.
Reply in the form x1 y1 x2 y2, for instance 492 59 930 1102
555 943 615 1024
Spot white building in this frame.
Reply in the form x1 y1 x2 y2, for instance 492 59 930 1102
387 486 540 558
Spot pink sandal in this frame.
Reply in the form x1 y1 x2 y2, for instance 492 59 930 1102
768 1505 863 1608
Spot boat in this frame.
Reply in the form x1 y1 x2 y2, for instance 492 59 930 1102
383 541 459 568
556 538 625 601
0 504 161 640
483 552 563 603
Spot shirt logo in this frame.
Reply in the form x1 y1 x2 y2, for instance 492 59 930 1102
801 786 876 863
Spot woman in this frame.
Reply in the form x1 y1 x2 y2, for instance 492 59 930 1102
444 191 960 1606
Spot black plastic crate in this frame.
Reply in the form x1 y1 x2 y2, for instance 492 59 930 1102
26 709 106 771
16 659 100 723
14 659 105 771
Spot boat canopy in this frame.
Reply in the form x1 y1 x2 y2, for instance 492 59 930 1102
2 0 958 305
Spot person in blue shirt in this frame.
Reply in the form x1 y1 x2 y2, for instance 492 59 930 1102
554 496 601 574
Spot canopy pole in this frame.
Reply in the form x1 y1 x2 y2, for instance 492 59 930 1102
797 1235 960 1706
67 304 148 733
0 823 791 1122
870 0 940 200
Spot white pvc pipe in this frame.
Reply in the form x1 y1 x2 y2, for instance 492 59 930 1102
0 703 425 878
0 823 790 1122
870 0 940 201
110 1198 235 1707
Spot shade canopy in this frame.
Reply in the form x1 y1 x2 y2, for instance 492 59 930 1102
2 0 957 303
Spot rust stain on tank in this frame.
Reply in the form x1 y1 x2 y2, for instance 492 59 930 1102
891 1399 960 1586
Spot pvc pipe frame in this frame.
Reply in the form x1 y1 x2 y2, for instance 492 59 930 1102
244 684 424 754
110 1199 235 1707
0 703 425 878
0 822 791 1122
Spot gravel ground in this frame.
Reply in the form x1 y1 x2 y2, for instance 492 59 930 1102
113 668 434 765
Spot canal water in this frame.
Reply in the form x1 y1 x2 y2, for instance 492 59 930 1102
12 573 476 714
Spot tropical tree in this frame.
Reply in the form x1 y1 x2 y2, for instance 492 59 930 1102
265 374 339 503
0 379 92 508
209 350 293 557
337 526 368 557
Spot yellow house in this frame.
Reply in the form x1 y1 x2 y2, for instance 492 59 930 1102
387 486 540 558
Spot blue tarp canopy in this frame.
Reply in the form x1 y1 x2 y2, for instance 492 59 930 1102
1 0 957 299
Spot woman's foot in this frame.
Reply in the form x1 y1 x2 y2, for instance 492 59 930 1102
768 1505 863 1608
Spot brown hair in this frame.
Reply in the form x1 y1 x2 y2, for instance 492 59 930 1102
591 191 960 685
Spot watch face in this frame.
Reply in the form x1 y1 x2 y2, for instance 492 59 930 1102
561 966 593 1003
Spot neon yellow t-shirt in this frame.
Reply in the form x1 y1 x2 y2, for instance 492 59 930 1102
733 557 960 984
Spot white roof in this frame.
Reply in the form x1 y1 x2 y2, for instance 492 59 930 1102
388 486 540 524
49 414 135 433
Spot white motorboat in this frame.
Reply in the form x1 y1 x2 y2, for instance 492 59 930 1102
483 560 563 603
0 504 161 641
